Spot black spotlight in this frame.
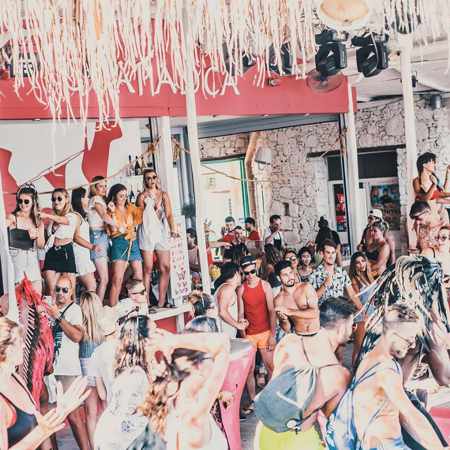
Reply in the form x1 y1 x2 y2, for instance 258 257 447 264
314 29 347 78
352 33 389 78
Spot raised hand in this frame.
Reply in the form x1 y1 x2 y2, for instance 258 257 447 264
55 376 90 418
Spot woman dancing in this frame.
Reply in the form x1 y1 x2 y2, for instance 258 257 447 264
6 185 45 293
106 184 143 306
142 329 230 450
0 316 89 449
137 169 178 307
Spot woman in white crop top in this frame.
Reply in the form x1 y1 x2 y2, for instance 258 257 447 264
87 176 114 302
41 188 96 299
141 330 230 450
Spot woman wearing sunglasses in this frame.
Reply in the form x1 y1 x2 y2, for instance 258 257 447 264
422 225 450 292
106 184 143 306
41 188 86 299
137 168 178 307
6 185 45 293
283 249 300 283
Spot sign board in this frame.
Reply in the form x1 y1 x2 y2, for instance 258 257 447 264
169 216 191 303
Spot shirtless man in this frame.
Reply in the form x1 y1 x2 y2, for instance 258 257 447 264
254 297 356 450
273 260 319 337
410 200 445 252
422 225 450 291
327 304 446 450
215 262 248 338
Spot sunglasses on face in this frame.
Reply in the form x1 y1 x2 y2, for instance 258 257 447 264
130 289 146 296
55 286 70 294
52 196 64 203
243 269 257 276
145 175 157 181
18 198 31 205
285 256 297 262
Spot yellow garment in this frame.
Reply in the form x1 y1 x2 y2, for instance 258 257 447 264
254 422 325 450
109 204 142 240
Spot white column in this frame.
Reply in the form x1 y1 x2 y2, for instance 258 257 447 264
0 170 17 321
344 82 365 252
182 10 211 294
156 116 181 214
399 34 418 250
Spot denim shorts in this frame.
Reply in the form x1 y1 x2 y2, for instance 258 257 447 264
110 236 142 262
90 230 109 260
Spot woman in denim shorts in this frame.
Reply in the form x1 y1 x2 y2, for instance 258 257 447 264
105 184 143 306
88 176 112 302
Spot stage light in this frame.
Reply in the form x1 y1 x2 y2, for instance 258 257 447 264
314 29 347 78
352 33 388 78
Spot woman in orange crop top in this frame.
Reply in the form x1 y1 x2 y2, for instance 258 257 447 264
106 184 143 306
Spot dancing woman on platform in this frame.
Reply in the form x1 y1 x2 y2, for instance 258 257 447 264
88 176 113 302
137 169 178 307
106 184 143 306
6 185 45 294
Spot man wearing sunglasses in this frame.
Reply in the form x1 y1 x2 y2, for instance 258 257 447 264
46 275 90 450
116 279 150 320
237 256 276 414
327 304 446 450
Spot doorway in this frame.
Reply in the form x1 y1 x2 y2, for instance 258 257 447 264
200 157 250 240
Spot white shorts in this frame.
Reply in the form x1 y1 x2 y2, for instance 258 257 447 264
138 226 171 252
10 248 41 283
74 244 95 276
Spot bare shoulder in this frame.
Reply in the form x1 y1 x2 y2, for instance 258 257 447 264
261 280 271 291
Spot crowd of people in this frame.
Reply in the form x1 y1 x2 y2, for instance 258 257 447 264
0 152 450 450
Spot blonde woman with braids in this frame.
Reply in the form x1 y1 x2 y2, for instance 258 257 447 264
94 314 153 450
79 291 104 448
0 317 89 449
142 329 230 450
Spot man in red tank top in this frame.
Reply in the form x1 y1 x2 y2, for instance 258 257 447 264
237 256 276 413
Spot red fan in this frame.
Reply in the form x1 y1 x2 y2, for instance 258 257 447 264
306 69 344 93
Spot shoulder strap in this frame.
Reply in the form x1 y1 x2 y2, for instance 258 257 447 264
60 302 75 320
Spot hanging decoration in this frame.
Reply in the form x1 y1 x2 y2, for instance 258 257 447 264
0 1 448 126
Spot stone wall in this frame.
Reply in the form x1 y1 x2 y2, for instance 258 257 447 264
200 97 450 248
200 133 249 160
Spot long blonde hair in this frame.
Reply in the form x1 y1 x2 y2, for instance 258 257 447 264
79 291 104 344
52 188 71 216
0 317 20 365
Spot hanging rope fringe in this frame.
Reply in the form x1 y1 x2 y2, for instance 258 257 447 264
0 1 448 128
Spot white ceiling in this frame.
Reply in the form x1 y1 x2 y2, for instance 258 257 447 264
138 37 450 131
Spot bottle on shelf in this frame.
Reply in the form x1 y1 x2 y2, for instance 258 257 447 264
134 156 141 176
127 155 133 177
129 188 135 203
140 155 146 171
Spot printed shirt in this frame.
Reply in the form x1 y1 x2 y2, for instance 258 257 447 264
310 264 351 303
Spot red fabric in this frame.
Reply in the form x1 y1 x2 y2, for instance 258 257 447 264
248 230 261 241
242 280 270 335
207 248 214 266
221 233 234 244
430 407 450 439
16 278 54 406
